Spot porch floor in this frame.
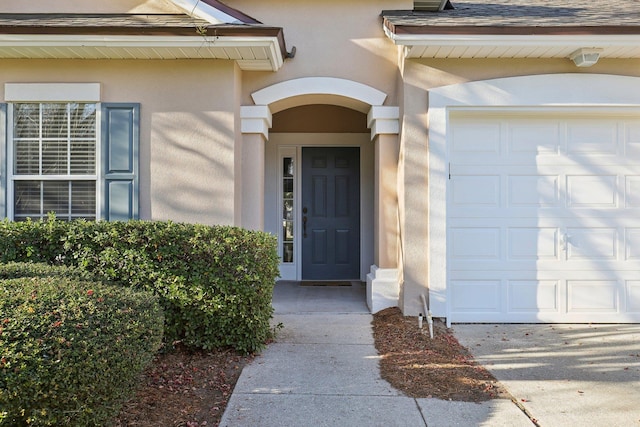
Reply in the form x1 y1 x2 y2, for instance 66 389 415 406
272 280 368 314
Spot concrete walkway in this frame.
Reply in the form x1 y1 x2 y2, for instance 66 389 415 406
220 282 532 426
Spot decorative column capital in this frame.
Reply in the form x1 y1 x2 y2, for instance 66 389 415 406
241 105 272 140
367 106 400 140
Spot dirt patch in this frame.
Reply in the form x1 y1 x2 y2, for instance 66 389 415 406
115 346 251 427
372 307 509 401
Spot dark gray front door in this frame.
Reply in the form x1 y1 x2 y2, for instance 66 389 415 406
301 147 360 280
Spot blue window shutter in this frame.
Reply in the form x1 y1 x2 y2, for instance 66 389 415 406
101 103 140 221
0 104 6 219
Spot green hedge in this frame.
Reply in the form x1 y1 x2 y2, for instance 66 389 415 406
0 261 95 281
0 270 163 426
0 218 280 354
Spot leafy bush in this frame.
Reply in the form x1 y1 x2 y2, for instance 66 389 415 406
0 219 280 354
0 261 94 281
0 272 163 426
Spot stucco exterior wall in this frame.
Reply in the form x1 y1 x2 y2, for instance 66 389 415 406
398 57 640 316
226 0 409 108
1 58 240 226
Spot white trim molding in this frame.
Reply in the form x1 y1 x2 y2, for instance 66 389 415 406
5 83 101 102
240 105 272 140
245 77 399 140
0 35 283 71
385 29 640 63
251 77 387 114
367 106 400 140
427 73 640 319
366 265 400 313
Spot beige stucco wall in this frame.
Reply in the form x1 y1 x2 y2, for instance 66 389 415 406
398 56 640 316
226 0 409 108
1 58 241 226
0 0 182 13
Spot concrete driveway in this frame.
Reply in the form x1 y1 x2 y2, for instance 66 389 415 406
454 323 640 426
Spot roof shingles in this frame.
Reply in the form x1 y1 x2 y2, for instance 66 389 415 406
383 0 640 30
0 13 282 37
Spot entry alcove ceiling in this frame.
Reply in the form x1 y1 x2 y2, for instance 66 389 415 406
271 105 368 133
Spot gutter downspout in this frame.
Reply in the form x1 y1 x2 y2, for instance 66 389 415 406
421 294 434 339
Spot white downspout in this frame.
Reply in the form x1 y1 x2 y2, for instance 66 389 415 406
421 294 434 339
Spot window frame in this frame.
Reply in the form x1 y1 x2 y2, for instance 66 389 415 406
278 146 299 278
6 102 101 221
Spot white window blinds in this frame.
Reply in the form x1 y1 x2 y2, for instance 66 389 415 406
12 102 97 220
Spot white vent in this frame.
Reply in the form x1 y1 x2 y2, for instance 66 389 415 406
414 0 450 11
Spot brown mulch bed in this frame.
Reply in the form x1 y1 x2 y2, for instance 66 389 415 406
114 346 251 427
116 307 509 425
372 307 510 401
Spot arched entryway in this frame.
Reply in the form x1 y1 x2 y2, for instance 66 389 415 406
240 77 400 312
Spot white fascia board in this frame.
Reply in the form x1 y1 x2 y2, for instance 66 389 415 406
0 34 272 48
385 26 640 53
0 34 284 70
170 0 241 24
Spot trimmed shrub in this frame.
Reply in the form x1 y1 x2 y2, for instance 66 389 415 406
0 273 163 426
0 261 95 281
0 219 280 354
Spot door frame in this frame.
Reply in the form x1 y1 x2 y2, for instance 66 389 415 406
273 137 373 282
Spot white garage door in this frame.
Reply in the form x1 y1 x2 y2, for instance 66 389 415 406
448 111 640 323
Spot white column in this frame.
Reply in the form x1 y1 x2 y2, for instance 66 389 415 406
240 106 272 230
366 106 401 313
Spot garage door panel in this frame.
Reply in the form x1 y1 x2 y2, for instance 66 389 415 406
450 175 500 207
508 121 562 155
567 175 618 208
451 121 500 155
627 281 640 312
508 280 559 313
626 229 640 260
625 176 640 207
450 227 500 259
567 280 619 313
508 227 558 260
450 280 501 313
508 175 560 207
625 123 640 157
448 113 640 323
566 227 618 260
566 121 619 155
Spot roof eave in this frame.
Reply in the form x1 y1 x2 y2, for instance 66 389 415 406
384 22 640 62
0 32 286 71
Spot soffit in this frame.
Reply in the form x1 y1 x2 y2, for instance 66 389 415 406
0 13 286 71
383 0 640 60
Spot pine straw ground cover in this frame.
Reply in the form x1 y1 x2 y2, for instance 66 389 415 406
116 307 509 426
372 307 510 401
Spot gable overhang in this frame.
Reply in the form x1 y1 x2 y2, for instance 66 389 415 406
0 9 286 71
384 24 640 63
0 32 285 71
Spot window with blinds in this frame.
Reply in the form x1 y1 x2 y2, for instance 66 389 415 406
12 103 97 221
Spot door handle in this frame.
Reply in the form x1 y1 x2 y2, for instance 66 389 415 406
303 216 308 238
560 232 571 256
302 207 308 238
